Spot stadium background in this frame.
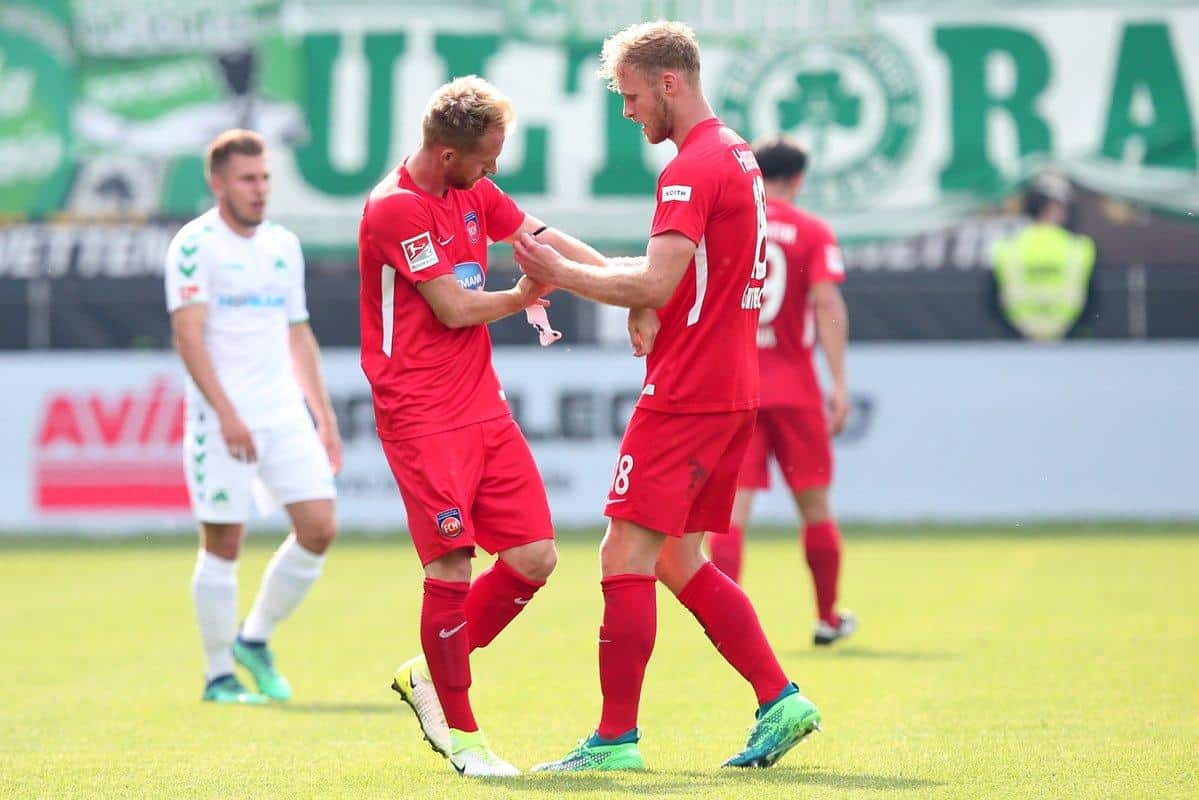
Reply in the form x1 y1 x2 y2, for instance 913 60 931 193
1 0 1195 531
2 3 1197 799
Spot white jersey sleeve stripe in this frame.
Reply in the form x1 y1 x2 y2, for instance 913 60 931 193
686 236 708 327
381 264 397 356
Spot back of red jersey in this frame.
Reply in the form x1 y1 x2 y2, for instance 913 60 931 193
757 199 845 408
358 165 525 440
639 118 767 414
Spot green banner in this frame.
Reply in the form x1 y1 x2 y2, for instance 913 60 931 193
2 1 1196 244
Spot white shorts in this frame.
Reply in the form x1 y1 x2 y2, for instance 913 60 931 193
183 417 336 524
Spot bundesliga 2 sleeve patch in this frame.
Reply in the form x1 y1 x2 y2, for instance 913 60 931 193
660 185 693 202
401 231 439 272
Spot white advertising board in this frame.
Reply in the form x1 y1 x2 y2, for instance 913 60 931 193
1 343 1195 534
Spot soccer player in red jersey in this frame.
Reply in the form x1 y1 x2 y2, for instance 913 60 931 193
514 22 822 771
707 136 858 647
358 76 607 777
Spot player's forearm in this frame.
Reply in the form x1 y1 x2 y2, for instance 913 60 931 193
537 228 606 268
450 287 529 328
815 293 849 386
173 332 239 420
289 325 337 430
552 257 668 309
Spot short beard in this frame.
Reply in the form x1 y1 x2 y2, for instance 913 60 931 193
652 91 672 143
227 203 262 229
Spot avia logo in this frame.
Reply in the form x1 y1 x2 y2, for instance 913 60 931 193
34 377 190 512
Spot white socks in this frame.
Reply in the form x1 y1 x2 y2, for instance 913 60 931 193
191 550 238 682
240 534 326 643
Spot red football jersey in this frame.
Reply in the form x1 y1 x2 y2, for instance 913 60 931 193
757 198 845 409
358 164 525 440
640 117 768 414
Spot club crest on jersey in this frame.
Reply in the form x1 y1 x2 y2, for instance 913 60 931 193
436 508 464 538
463 211 480 244
401 231 439 272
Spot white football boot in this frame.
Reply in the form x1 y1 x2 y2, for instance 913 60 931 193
391 655 452 756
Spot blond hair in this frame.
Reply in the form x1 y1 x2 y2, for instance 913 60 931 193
598 20 701 91
422 75 515 151
204 129 264 180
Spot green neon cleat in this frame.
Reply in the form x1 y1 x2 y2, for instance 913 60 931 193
202 674 268 705
448 729 520 777
531 729 646 772
232 637 292 702
722 684 821 768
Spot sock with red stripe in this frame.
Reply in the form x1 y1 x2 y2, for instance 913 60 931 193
803 520 842 625
707 523 744 584
420 577 477 732
678 561 789 706
596 574 657 740
465 557 545 652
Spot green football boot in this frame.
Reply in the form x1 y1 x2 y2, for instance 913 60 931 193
722 683 821 768
232 636 292 702
531 729 646 772
202 674 268 705
448 729 520 777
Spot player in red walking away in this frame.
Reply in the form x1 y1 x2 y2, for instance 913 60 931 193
358 75 608 778
707 136 858 647
513 22 822 772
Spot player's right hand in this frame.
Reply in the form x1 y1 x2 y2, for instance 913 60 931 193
220 413 258 463
827 382 850 436
628 307 660 357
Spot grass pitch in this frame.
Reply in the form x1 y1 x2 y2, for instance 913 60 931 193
1 524 1196 799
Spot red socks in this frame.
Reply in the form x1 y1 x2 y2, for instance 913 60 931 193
421 561 545 733
707 523 744 584
465 557 545 652
420 578 476 731
678 561 789 706
597 574 657 739
803 520 842 625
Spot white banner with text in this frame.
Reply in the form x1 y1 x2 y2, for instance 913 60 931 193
1 343 1195 534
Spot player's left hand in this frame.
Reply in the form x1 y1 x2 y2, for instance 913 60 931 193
513 232 562 283
828 382 850 436
515 275 553 307
319 424 343 475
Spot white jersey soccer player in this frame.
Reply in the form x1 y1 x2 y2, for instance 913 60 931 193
165 129 342 705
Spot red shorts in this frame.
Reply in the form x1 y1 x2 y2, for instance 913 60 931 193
381 416 554 566
737 406 833 492
604 407 756 537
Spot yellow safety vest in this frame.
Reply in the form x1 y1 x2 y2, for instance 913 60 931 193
991 224 1096 341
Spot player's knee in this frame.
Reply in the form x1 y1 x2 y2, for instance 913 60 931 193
795 488 831 525
506 540 557 583
425 548 474 583
295 517 338 555
653 549 700 595
202 523 244 560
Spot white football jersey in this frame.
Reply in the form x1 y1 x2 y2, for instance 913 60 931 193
165 208 310 430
